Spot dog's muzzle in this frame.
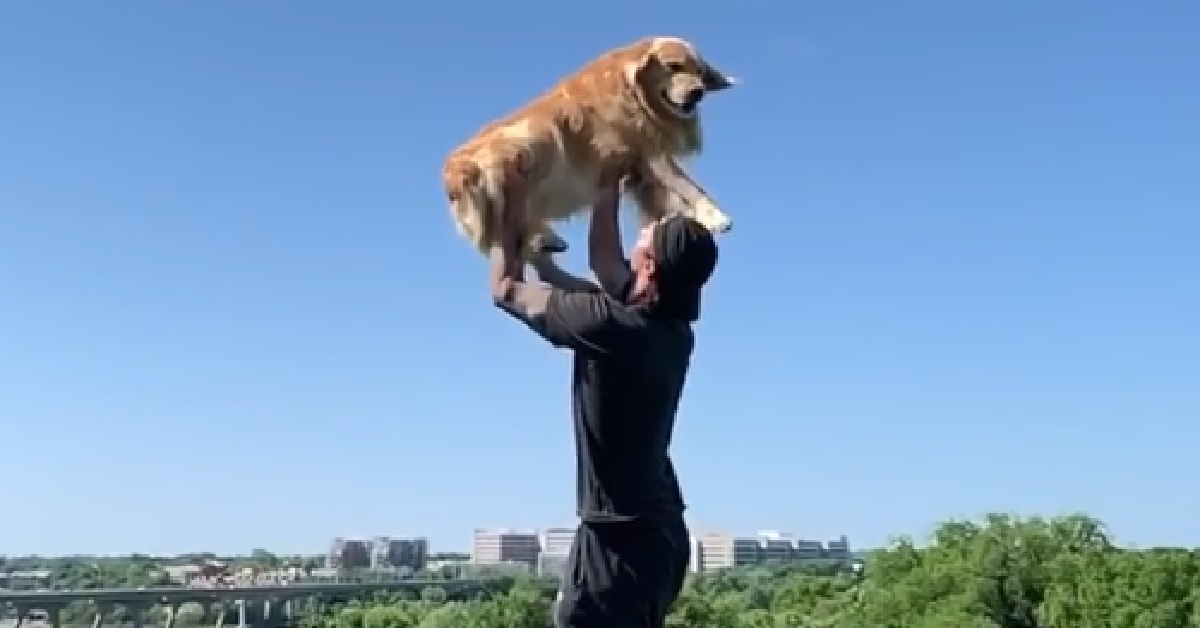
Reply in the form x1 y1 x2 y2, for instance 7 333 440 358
680 87 705 113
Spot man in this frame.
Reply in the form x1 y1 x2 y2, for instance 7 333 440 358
489 182 719 628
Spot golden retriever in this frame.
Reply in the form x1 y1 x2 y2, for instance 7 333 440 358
443 36 736 257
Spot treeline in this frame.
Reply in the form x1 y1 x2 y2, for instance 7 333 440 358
2 550 307 571
0 551 470 583
296 514 1200 628
0 550 325 591
0 557 172 591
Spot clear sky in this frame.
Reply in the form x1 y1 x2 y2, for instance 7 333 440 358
2 1 1197 557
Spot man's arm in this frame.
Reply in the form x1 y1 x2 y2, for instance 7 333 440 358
587 183 633 299
493 280 628 354
490 187 631 354
528 254 601 293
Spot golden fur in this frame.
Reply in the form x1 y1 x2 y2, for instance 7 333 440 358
443 36 736 256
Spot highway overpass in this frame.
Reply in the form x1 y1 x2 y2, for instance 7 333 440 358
0 578 557 627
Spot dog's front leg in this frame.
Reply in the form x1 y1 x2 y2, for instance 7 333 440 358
627 174 686 228
641 155 733 234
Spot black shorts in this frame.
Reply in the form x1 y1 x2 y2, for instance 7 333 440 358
554 517 690 628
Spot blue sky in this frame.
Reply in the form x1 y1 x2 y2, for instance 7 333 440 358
2 1 1197 557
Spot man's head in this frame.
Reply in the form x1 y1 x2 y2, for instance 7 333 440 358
628 214 719 322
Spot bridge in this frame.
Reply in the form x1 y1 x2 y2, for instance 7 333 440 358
0 578 557 628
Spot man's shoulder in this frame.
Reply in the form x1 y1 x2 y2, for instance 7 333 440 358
532 289 649 355
548 289 645 329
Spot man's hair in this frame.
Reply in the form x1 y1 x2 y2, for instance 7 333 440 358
650 215 719 322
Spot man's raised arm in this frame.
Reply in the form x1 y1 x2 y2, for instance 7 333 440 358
587 184 632 299
529 254 601 294
490 189 631 355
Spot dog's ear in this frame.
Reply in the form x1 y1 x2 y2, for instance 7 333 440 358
701 62 738 92
625 50 659 90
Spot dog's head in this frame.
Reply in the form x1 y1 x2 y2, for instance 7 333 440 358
625 37 736 122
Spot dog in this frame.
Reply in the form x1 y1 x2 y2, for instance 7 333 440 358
442 36 736 257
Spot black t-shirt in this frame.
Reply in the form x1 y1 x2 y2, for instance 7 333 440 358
499 284 693 521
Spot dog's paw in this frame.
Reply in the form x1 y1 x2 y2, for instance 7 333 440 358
529 232 570 255
690 198 734 234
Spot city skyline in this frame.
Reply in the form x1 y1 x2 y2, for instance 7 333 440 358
467 527 855 576
0 526 856 559
0 527 859 592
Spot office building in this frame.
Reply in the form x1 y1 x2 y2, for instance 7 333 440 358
794 539 824 560
472 528 541 566
694 531 762 571
539 527 576 556
328 538 371 569
535 527 576 579
825 536 851 560
370 536 429 571
757 530 797 562
691 530 854 571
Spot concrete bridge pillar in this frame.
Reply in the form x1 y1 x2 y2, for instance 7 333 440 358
92 603 109 628
45 605 64 628
263 598 291 628
214 604 226 628
129 603 149 628
163 603 179 628
237 599 247 628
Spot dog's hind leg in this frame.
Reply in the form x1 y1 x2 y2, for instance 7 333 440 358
489 161 569 258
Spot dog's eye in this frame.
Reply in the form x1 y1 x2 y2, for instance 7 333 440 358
665 61 687 73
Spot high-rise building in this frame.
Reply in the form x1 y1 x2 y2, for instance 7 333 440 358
472 529 541 566
539 527 576 556
535 527 576 579
328 538 371 569
370 536 429 571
